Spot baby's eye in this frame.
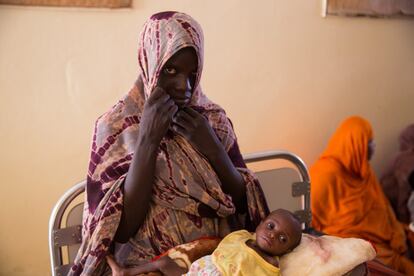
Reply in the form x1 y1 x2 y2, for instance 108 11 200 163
278 234 287 243
266 222 274 230
163 67 176 75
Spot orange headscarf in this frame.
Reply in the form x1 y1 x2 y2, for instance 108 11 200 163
311 116 414 274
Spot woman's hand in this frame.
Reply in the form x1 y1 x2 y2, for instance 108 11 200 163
106 255 186 276
171 107 221 159
172 107 247 214
140 87 178 144
115 87 177 243
106 255 133 276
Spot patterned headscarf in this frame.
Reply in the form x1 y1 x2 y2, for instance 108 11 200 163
138 11 203 99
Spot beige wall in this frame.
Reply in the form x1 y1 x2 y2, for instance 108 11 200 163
1 0 413 275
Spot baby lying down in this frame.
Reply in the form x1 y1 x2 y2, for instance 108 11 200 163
107 209 302 276
186 208 302 275
107 209 376 276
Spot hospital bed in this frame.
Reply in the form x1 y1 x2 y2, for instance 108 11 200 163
49 150 375 276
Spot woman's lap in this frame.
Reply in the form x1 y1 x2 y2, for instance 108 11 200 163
114 204 219 267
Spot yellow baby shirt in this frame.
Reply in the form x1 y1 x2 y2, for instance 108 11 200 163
212 230 280 276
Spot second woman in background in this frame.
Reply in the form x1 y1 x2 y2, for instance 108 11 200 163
310 116 414 275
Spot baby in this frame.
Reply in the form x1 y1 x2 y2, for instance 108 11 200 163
107 209 302 276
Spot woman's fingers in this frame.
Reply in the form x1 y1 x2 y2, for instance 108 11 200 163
183 106 201 119
181 107 207 128
106 255 120 273
163 98 178 118
173 111 194 130
172 123 187 136
147 86 168 105
175 110 195 125
166 104 179 123
171 104 179 116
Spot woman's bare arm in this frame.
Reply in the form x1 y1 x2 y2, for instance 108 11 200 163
172 107 247 214
114 87 178 243
203 139 247 213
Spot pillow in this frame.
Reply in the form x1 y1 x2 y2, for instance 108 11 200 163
280 234 376 276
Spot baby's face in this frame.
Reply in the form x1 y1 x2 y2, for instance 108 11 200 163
255 209 302 256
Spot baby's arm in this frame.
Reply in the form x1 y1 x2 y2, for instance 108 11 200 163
106 255 186 276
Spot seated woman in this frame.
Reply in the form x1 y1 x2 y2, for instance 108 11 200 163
310 116 414 275
69 11 269 276
381 124 414 224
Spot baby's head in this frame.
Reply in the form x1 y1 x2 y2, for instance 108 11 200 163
255 209 302 256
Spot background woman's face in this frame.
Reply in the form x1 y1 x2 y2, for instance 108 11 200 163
157 47 198 108
368 139 376 160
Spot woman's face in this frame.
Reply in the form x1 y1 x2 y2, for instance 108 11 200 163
157 47 198 108
368 139 375 160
